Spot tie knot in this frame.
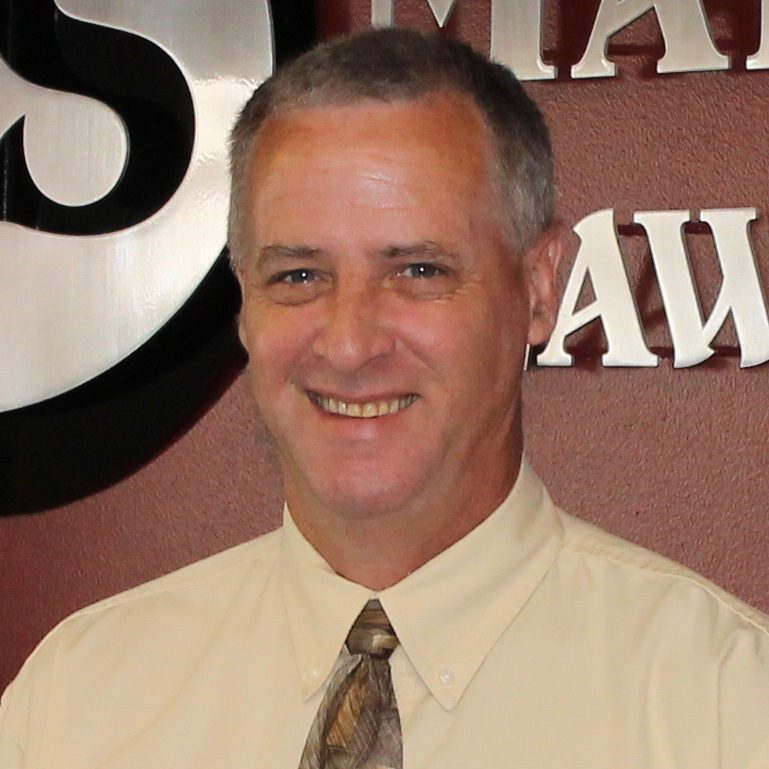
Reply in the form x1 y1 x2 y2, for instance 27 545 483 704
346 599 398 659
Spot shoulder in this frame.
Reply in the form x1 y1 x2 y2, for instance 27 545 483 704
553 511 769 767
1 528 284 762
47 527 285 660
555 508 769 639
2 527 283 705
71 527 283 621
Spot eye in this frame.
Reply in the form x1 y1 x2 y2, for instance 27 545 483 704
262 266 328 305
400 263 445 279
390 260 456 300
270 268 317 285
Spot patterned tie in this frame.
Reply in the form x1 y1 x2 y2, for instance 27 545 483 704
298 599 402 769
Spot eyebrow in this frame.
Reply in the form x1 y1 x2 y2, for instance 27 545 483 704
255 240 459 266
381 241 459 261
256 244 324 266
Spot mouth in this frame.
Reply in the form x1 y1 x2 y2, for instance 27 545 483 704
307 392 418 418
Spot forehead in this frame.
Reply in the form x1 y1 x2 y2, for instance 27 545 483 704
254 89 493 160
243 93 500 245
253 94 493 189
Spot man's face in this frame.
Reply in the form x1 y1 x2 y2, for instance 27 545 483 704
238 92 559 523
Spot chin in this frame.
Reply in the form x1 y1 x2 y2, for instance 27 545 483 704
301 461 429 520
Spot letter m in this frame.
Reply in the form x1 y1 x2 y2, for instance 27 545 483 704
371 0 458 27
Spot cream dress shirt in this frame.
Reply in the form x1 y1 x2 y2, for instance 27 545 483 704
2 462 769 768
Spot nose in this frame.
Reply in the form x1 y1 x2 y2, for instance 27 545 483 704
311 280 395 372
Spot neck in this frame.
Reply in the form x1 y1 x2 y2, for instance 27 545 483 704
286 454 522 590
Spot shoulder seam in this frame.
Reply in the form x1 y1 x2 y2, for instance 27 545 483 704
19 532 282 677
11 531 280 767
75 534 281 619
563 521 769 636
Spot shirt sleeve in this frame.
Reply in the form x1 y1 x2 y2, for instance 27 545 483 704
0 683 26 769
0 628 61 769
0 731 24 769
745 733 769 769
718 613 769 769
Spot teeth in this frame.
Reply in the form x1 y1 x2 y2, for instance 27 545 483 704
311 393 418 418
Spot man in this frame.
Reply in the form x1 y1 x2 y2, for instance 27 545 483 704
2 28 769 769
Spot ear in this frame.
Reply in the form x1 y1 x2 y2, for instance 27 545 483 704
237 310 248 350
525 225 563 347
233 264 249 351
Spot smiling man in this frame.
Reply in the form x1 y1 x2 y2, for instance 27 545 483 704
234 87 557 591
2 28 769 769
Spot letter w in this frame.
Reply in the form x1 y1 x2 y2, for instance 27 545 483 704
635 208 769 368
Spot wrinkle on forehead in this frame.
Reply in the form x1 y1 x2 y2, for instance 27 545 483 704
251 92 493 190
241 92 512 258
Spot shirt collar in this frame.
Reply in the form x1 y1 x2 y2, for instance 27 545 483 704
280 460 563 709
280 511 372 699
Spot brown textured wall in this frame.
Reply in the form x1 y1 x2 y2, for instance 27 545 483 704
3 0 769 691
516 1 769 616
0 378 283 690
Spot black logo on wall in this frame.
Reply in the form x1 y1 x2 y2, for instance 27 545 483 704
0 0 316 514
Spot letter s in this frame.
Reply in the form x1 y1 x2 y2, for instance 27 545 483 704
0 0 273 411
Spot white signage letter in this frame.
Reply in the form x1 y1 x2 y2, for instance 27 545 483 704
538 209 657 367
748 0 769 70
490 0 555 81
636 209 769 368
572 0 729 78
372 0 458 27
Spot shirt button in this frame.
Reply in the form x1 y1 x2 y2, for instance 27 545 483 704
439 668 455 686
310 668 321 679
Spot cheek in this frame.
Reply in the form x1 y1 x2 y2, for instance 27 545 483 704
442 290 529 387
396 299 494 383
414 286 520 349
242 304 315 387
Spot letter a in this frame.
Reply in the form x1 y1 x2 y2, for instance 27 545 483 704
537 209 657 367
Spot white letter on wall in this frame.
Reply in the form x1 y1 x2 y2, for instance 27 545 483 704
372 0 458 27
537 209 657 367
636 208 769 368
571 0 729 78
748 0 769 70
490 0 555 81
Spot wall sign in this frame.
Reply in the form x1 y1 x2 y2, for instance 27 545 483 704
375 0 766 79
2 0 768 414
0 0 272 412
373 0 769 369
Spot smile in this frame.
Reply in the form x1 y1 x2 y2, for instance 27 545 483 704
308 392 418 418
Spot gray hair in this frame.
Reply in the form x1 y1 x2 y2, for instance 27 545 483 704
228 27 554 269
